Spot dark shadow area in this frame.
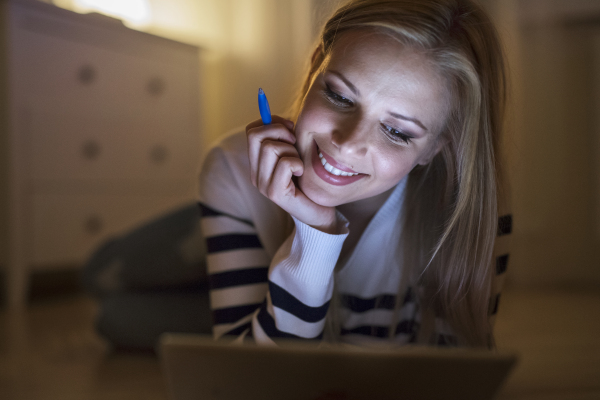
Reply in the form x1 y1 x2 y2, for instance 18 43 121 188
0 268 84 307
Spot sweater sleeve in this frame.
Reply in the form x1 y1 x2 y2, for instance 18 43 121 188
198 145 270 340
198 141 349 344
199 202 268 340
488 213 512 330
253 214 348 344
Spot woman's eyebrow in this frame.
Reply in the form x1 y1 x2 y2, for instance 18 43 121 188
389 112 428 131
328 70 360 96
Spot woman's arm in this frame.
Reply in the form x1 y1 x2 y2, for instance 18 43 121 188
199 139 348 344
253 213 348 344
200 201 347 343
200 201 268 340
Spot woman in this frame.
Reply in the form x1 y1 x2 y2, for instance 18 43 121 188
199 0 510 348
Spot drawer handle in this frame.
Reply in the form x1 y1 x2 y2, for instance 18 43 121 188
82 140 101 160
150 144 168 164
84 215 103 235
147 77 166 96
78 65 97 85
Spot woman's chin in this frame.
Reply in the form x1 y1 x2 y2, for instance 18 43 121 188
297 177 342 208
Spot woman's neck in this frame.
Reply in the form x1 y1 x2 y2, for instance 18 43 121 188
337 185 395 223
335 186 396 268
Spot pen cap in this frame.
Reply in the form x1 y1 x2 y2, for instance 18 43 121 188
258 88 272 125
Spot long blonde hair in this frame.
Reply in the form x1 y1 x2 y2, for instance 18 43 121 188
292 0 506 347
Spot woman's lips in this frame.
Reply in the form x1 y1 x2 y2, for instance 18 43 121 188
311 141 366 186
319 148 357 173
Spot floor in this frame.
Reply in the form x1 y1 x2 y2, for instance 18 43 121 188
494 289 600 400
0 287 599 400
0 294 166 400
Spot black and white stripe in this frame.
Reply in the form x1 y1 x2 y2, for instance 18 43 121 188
201 202 327 340
201 202 512 346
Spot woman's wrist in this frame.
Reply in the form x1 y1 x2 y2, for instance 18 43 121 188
308 210 338 234
289 207 338 235
291 208 347 236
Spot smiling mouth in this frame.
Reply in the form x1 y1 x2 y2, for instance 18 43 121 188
311 142 367 186
318 151 360 176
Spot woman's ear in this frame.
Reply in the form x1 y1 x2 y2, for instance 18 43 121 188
417 137 448 166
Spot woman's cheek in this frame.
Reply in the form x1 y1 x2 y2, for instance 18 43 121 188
376 147 413 182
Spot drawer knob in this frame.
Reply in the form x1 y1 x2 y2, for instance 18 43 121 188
147 77 166 96
84 215 103 235
78 65 97 85
150 144 168 164
82 140 101 160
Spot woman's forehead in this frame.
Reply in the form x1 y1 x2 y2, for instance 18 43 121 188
327 31 436 84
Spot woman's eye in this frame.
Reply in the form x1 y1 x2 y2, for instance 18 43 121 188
381 124 412 145
324 84 353 107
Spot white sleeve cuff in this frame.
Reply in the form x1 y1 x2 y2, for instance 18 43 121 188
269 210 349 306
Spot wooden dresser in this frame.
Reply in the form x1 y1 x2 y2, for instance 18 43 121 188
1 0 201 307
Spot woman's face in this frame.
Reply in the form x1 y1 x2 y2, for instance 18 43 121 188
295 31 450 207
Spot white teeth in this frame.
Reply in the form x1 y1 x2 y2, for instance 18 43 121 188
318 151 358 176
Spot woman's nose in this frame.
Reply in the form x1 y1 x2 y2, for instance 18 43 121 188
331 117 369 157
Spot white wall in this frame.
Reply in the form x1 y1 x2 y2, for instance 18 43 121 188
488 0 600 288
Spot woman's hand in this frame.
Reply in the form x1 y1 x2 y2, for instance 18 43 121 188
246 116 338 234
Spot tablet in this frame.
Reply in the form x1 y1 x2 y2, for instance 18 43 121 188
159 333 517 400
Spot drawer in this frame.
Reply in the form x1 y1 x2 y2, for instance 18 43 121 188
14 27 132 115
24 99 200 182
30 193 195 267
13 16 199 124
10 8 201 183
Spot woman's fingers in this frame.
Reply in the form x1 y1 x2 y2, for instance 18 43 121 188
245 115 294 132
246 116 295 186
270 157 337 233
256 140 300 196
248 123 293 186
268 156 304 201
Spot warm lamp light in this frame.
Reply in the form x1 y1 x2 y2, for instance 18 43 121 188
74 0 152 26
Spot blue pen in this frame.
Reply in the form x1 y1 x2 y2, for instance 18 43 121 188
258 88 272 125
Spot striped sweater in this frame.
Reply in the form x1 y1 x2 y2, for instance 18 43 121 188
198 131 510 346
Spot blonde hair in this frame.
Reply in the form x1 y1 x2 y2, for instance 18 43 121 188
292 0 507 347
